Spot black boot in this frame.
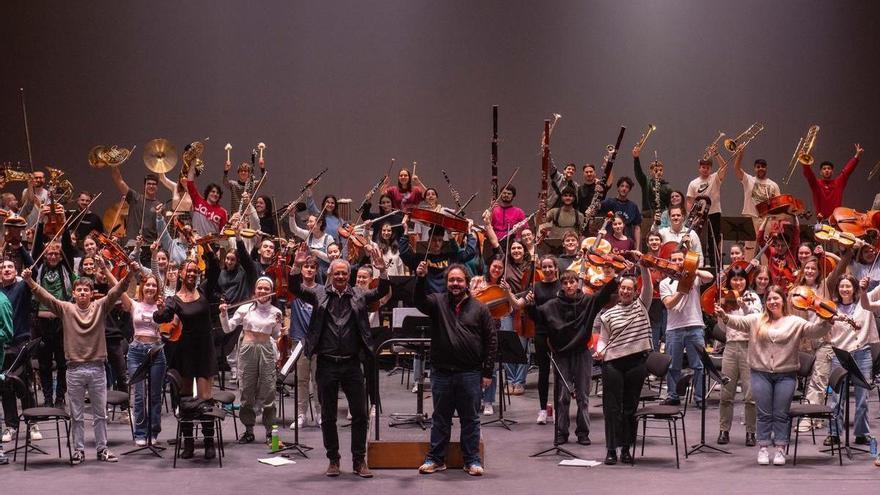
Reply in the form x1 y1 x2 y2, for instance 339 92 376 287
204 438 216 460
717 430 730 444
604 449 618 465
180 438 195 459
619 446 633 465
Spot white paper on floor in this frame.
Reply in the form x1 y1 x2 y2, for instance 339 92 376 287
258 456 297 466
558 458 602 467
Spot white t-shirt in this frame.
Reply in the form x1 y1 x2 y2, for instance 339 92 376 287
657 226 704 266
659 277 704 331
740 173 780 217
687 172 722 214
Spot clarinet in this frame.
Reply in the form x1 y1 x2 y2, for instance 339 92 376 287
584 126 627 221
653 173 662 228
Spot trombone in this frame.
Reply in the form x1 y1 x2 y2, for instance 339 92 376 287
868 160 880 181
723 122 764 155
783 136 804 185
796 125 820 166
702 131 726 161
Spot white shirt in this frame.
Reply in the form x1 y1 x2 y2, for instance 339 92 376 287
220 301 282 337
740 173 780 217
687 172 722 215
660 278 704 331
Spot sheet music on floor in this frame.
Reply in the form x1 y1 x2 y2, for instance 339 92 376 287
558 458 602 467
258 456 297 466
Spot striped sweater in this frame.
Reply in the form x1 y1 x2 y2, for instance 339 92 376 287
597 299 653 362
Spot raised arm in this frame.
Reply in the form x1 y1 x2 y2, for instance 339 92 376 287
638 262 652 307
21 268 63 317
109 167 131 196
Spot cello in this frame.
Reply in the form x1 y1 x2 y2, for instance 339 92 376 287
829 207 880 237
755 194 810 219
409 207 470 233
659 195 710 259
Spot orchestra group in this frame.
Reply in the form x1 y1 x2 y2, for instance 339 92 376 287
0 121 879 476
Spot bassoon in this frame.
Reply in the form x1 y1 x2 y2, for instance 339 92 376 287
536 119 551 230
584 126 627 220
491 105 499 201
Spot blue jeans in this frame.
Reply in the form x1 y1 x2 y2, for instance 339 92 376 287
499 316 528 386
127 341 167 440
481 374 496 405
427 369 482 466
665 326 704 403
828 347 872 438
750 370 797 447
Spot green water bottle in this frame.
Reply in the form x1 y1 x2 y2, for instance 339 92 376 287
271 425 280 452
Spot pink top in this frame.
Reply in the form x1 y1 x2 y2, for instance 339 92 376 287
133 301 161 338
491 204 526 240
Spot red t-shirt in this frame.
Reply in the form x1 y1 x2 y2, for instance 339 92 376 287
186 180 228 235
802 157 858 219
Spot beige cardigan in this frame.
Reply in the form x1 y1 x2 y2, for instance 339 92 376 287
723 313 831 373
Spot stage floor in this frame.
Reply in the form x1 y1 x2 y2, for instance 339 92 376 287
3 368 878 493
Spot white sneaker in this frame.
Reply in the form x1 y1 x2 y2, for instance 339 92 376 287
135 438 147 447
536 409 548 425
151 437 162 447
1 428 15 443
482 403 494 416
757 447 770 465
29 424 42 441
412 383 419 393
773 448 786 466
797 418 813 432
297 414 306 428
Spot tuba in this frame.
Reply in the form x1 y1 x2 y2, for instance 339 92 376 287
88 145 134 168
723 122 764 155
46 166 74 203
181 140 206 179
796 125 820 166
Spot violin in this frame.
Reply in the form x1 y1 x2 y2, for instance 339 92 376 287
266 240 293 301
338 223 372 264
789 285 858 329
474 285 516 319
829 207 880 237
814 224 867 249
409 207 470 233
91 230 130 279
756 194 810 218
276 333 293 371
701 287 755 316
42 203 66 238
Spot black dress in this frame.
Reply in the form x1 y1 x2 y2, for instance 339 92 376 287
155 291 218 378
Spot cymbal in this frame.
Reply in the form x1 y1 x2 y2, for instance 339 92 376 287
143 138 178 173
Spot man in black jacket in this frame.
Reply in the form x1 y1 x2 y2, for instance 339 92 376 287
414 262 496 477
290 246 390 479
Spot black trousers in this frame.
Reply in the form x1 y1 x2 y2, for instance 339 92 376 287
534 337 551 409
2 342 34 428
35 317 66 403
105 340 128 393
316 356 368 464
602 352 648 450
706 212 721 269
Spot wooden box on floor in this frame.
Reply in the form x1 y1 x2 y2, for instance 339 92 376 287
367 441 485 468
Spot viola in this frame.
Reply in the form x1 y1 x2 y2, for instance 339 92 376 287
829 207 880 237
409 207 470 233
755 194 810 218
789 285 858 329
814 224 867 249
474 285 516 319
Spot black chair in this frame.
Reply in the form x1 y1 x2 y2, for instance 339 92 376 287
868 343 880 409
166 370 226 468
639 352 673 404
13 403 73 471
792 351 815 404
634 372 693 469
106 389 134 440
787 366 848 466
211 389 239 441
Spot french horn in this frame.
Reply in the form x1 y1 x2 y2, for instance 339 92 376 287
88 145 134 168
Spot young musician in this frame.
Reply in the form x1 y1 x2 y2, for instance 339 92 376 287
531 255 560 424
70 191 105 243
307 193 343 244
220 277 283 445
290 247 390 478
733 156 780 257
555 230 581 272
548 163 579 209
108 169 161 251
0 285 14 456
608 214 634 254
223 160 263 213
823 275 879 446
801 144 862 219
632 146 671 222
530 271 617 447
598 177 642 243
687 149 728 269
22 260 137 464
658 205 704 266
415 262 496 477
658 190 685 229
577 163 612 219
644 232 667 350
716 267 762 447
382 168 425 213
595 256 652 465
490 185 526 240
288 255 319 429
153 256 221 460
0 259 35 444
715 286 835 465
546 187 584 237
660 250 714 406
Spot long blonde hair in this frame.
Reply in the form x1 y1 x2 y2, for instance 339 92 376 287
756 285 789 342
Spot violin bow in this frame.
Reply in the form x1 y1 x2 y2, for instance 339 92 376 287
485 166 520 214
155 194 187 245
30 192 102 269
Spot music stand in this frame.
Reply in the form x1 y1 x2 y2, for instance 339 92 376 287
720 216 755 244
273 342 313 457
687 345 731 456
530 350 577 459
389 315 432 429
123 345 166 457
828 347 872 459
483 331 526 430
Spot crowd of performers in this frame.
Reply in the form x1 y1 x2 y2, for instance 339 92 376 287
0 134 878 474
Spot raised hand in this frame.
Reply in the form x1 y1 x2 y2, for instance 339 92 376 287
416 261 428 277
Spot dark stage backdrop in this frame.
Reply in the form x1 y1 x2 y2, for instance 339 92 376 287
3 0 880 222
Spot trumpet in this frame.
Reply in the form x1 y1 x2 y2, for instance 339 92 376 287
783 136 805 185
702 131 726 161
88 145 134 168
634 124 656 153
796 125 820 165
868 160 880 181
723 122 764 154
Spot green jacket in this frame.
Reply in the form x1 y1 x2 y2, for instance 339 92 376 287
0 291 13 370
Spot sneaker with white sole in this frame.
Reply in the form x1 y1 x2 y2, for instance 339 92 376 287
418 459 447 474
464 462 484 476
135 438 147 447
797 418 813 432
482 403 494 416
1 428 15 443
757 447 770 465
72 450 85 465
97 449 118 463
773 448 786 466
536 409 548 424
30 425 43 441
0 451 8 465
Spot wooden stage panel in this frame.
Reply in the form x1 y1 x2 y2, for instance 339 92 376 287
367 441 486 469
